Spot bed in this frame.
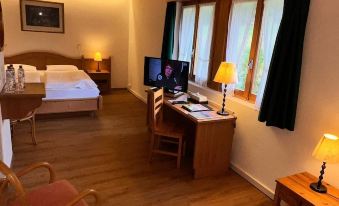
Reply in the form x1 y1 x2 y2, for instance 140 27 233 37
4 52 108 115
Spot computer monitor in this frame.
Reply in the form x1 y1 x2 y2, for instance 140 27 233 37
144 57 189 92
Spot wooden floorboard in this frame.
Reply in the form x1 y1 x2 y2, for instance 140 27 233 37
11 90 273 205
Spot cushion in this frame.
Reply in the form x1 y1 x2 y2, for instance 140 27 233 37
10 180 88 206
5 64 37 71
46 65 79 71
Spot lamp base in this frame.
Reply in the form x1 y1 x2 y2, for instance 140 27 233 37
310 183 327 193
96 62 101 72
217 111 229 116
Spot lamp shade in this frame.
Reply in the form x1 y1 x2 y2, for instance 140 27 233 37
312 134 339 164
94 52 102 62
213 62 238 84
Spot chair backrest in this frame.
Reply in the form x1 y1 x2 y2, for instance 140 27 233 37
0 161 28 205
149 88 164 131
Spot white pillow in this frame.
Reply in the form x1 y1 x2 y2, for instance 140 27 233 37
5 64 37 71
46 65 79 71
25 71 41 83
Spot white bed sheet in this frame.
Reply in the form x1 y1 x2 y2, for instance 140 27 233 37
44 87 100 100
38 70 100 100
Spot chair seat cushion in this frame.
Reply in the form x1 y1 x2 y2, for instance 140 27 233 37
11 180 88 206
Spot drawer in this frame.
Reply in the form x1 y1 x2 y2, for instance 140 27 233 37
90 74 110 80
278 185 302 206
301 202 313 206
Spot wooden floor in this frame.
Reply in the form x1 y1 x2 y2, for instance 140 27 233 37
11 90 272 205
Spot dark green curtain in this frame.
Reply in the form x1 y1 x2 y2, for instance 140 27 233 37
258 0 310 131
161 2 177 60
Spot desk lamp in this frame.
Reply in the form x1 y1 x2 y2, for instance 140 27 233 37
94 52 102 72
311 133 339 193
213 62 238 116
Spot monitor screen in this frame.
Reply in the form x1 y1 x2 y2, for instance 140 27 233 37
144 57 189 92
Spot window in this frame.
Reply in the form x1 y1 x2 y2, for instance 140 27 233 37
178 6 196 70
178 1 216 86
226 0 283 102
177 0 283 103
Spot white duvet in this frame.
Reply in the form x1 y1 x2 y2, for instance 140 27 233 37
45 70 98 90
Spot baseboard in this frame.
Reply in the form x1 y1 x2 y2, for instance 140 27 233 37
127 88 147 103
231 163 275 199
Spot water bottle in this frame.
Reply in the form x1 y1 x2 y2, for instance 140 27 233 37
17 65 25 91
5 65 16 93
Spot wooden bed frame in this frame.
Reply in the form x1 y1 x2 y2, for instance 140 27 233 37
4 51 108 115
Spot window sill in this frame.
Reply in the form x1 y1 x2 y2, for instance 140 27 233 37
188 81 258 111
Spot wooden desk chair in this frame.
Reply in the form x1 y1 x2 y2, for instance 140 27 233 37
149 88 185 169
0 161 100 206
11 109 37 145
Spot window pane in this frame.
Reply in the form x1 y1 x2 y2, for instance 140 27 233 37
252 0 283 95
178 6 196 72
193 3 215 86
225 0 257 91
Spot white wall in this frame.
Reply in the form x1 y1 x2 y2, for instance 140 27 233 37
0 118 12 167
128 0 167 95
127 0 339 197
0 51 12 167
2 0 129 88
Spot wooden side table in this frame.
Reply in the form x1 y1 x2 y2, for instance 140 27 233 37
274 172 339 206
86 70 111 93
0 83 46 145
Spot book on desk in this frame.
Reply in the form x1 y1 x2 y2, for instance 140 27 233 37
181 104 212 112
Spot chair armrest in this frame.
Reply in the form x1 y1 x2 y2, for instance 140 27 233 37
66 189 101 206
16 162 56 184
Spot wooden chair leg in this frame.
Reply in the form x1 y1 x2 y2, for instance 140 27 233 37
177 137 183 169
30 115 37 145
182 141 186 158
149 134 155 163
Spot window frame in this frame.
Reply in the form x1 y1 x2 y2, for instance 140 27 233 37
182 0 217 82
180 0 274 104
232 0 265 102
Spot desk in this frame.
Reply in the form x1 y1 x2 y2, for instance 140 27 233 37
0 83 46 119
274 172 339 206
146 91 237 178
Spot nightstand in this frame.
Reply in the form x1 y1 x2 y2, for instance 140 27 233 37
274 172 339 206
86 70 111 93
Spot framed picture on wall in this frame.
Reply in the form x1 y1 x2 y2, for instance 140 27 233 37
0 1 4 51
20 0 64 33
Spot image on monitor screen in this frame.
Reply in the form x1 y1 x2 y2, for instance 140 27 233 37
144 57 189 92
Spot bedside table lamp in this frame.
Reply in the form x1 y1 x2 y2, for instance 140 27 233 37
310 133 339 193
94 52 102 72
213 62 238 116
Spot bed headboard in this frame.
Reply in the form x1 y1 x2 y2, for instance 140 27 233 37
4 52 84 70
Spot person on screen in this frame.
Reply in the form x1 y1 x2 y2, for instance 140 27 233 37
156 63 182 91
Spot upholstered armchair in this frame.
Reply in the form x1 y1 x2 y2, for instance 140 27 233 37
0 161 100 206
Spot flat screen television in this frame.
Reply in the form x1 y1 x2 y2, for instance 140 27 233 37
144 57 189 92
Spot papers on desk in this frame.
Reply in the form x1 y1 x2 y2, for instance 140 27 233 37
182 104 211 112
188 111 223 120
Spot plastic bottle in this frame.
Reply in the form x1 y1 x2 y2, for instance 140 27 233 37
17 65 25 91
5 65 16 92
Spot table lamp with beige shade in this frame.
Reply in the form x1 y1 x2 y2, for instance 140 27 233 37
213 62 238 116
94 52 102 72
310 133 339 193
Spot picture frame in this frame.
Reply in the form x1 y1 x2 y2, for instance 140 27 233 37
0 1 4 51
20 0 64 33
